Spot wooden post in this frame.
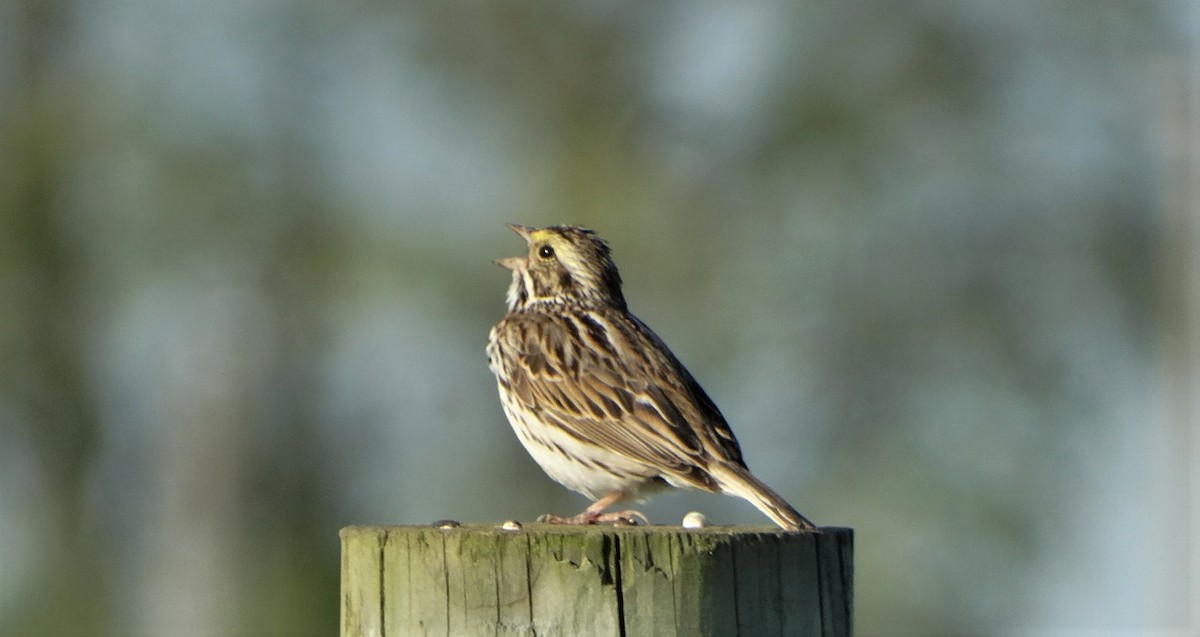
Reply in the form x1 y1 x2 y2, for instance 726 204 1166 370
340 524 852 637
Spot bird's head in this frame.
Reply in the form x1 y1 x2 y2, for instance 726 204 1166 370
496 224 625 312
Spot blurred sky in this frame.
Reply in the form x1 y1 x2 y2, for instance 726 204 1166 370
1 0 1196 635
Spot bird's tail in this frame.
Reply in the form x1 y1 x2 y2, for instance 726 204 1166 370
709 462 817 532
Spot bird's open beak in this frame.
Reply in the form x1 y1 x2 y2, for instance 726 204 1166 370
505 223 535 242
493 256 526 270
495 223 535 269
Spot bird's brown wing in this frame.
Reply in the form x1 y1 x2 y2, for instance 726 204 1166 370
503 308 745 491
629 315 747 467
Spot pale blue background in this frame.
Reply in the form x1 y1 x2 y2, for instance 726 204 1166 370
0 0 1193 634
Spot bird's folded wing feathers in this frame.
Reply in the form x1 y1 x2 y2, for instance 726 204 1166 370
506 312 738 488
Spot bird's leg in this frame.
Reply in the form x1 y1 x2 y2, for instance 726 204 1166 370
538 490 650 526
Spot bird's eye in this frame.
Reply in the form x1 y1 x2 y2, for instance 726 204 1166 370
538 245 555 259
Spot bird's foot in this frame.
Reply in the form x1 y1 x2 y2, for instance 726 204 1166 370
537 509 650 527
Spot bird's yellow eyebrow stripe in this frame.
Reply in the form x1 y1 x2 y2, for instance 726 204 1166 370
529 229 557 244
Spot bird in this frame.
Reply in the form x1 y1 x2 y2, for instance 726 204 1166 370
486 223 817 531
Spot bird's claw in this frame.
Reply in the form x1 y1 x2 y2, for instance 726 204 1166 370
537 509 650 527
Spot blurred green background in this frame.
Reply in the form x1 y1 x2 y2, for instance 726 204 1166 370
1 0 1194 635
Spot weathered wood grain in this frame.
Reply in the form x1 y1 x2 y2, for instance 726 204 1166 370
341 524 852 637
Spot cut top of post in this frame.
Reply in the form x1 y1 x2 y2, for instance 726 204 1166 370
341 524 853 637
